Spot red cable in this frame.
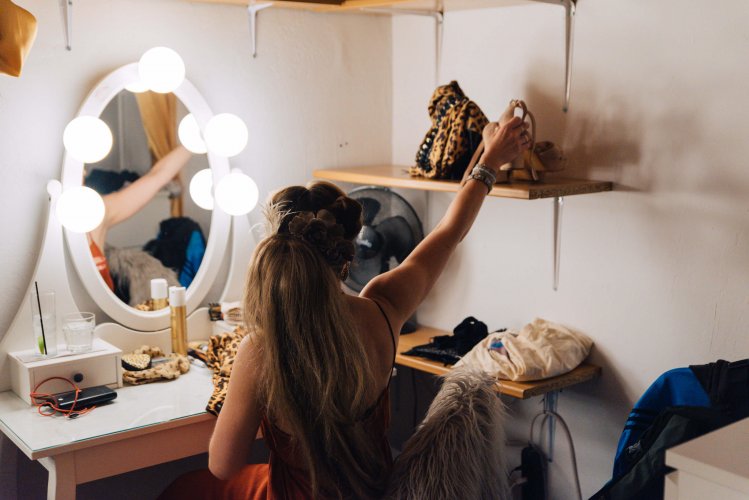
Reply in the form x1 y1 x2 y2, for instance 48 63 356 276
29 376 96 418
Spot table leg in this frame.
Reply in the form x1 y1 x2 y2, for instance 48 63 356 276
39 454 76 500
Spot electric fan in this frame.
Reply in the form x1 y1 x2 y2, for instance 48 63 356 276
345 186 424 333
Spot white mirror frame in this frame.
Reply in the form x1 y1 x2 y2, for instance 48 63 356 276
62 63 231 332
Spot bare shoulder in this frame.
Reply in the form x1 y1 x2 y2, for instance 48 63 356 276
359 268 412 329
346 294 398 334
237 333 260 364
346 294 399 372
233 335 261 378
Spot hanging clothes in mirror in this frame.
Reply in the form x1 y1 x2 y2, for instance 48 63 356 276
144 217 207 288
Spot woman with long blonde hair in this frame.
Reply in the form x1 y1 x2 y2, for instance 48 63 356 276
161 115 529 499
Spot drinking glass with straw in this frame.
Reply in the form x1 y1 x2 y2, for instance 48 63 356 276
30 282 57 357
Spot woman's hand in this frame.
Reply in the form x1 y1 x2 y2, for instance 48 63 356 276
478 116 531 174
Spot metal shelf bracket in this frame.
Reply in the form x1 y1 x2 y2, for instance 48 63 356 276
247 2 273 58
553 196 564 291
533 0 577 110
360 5 444 85
59 0 72 51
543 391 559 461
562 0 576 112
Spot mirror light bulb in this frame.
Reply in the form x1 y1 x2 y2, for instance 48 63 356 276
125 79 149 93
204 113 248 157
215 169 258 216
178 114 207 154
138 47 185 94
56 186 105 233
63 116 113 163
189 168 214 210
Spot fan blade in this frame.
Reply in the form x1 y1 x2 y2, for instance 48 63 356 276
376 216 416 263
356 226 383 259
346 255 381 292
358 197 381 226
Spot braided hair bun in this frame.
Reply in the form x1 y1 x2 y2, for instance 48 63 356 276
269 182 362 271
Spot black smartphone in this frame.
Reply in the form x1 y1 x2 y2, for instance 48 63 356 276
47 385 117 411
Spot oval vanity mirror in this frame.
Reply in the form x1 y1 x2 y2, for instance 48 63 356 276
61 63 231 332
88 89 212 306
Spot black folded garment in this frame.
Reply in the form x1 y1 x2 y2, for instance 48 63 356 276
452 316 490 355
403 317 502 366
403 343 462 365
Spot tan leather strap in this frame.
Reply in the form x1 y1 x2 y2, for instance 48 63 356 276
461 99 535 185
508 100 539 181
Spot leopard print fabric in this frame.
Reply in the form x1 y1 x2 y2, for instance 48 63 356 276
410 81 489 181
189 326 248 416
121 346 190 386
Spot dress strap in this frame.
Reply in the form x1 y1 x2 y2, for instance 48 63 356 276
372 299 396 368
358 299 398 422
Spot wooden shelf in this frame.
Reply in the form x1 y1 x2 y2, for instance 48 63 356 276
195 0 542 13
192 0 578 111
313 165 612 200
396 326 601 399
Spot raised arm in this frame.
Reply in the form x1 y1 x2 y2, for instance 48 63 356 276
361 116 529 330
88 145 192 249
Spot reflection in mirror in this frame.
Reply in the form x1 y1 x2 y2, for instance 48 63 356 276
83 90 211 308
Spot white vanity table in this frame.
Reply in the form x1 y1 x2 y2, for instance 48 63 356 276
0 366 215 499
0 55 257 500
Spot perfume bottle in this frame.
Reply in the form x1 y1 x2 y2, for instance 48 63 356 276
169 286 187 355
151 279 169 311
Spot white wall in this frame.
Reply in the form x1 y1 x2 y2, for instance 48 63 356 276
2 0 748 498
0 1 390 497
393 0 749 497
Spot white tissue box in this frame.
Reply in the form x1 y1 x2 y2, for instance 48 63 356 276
8 338 123 404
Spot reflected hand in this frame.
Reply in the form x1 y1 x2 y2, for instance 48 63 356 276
478 117 530 174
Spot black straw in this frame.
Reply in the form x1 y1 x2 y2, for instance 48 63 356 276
34 281 48 355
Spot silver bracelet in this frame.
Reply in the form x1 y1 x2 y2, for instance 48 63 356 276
475 164 497 184
467 164 496 194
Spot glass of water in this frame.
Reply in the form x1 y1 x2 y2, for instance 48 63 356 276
62 312 95 353
30 291 57 357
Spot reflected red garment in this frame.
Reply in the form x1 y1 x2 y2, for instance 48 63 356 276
89 240 114 291
159 391 392 500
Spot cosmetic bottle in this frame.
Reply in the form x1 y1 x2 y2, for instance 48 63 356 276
169 286 188 355
151 279 169 311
